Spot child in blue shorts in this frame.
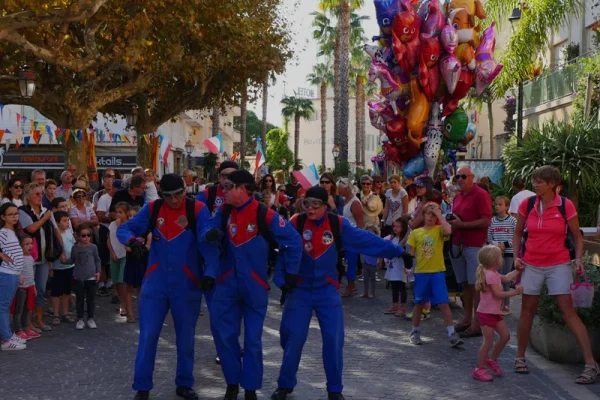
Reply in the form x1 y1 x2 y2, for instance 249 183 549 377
406 203 463 347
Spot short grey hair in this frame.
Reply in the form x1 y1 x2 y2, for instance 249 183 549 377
360 175 373 183
23 183 43 205
60 170 71 179
31 169 46 181
131 166 144 175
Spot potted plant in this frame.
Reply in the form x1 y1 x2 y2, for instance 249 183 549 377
529 257 600 363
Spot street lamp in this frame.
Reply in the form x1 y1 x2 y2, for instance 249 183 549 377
281 158 287 167
509 8 523 142
185 140 195 170
126 104 138 128
332 145 340 175
18 65 36 98
223 151 229 161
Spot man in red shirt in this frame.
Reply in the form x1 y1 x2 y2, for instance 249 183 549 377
448 165 492 338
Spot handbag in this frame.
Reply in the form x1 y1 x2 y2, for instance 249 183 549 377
571 271 595 308
44 224 63 262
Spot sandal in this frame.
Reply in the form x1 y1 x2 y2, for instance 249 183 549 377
51 317 61 326
394 309 406 317
384 306 398 314
61 315 75 323
514 357 529 374
127 316 136 323
575 363 599 384
458 327 482 338
501 306 511 316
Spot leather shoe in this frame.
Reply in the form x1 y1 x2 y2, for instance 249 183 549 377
245 390 258 400
134 391 149 400
223 384 239 400
328 393 345 400
271 388 294 400
175 386 199 400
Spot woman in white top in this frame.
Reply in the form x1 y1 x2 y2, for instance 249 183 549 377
69 189 99 230
382 174 408 237
1 178 24 207
144 169 161 202
337 178 364 297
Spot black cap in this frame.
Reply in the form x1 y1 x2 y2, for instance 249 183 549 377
218 161 239 173
159 173 185 193
227 170 255 186
305 186 328 203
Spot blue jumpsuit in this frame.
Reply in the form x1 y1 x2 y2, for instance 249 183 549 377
205 198 302 390
117 200 219 392
196 185 225 216
273 214 405 393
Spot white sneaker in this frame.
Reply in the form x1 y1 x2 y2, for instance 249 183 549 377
76 319 85 330
11 334 26 344
87 319 97 329
2 340 26 351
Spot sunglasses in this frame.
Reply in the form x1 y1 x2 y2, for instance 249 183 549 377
302 198 324 209
361 182 372 186
223 182 236 191
264 179 273 183
11 185 23 189
163 189 184 199
220 172 231 178
374 181 382 184
74 194 85 199
456 174 471 180
320 180 332 185
79 233 92 238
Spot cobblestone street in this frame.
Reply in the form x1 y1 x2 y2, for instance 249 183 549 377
1 283 598 400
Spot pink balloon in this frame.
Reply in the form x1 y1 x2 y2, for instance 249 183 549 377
440 25 458 54
475 21 504 96
420 0 446 41
440 53 461 94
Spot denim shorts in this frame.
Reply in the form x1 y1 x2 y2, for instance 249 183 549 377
413 272 449 305
521 263 573 296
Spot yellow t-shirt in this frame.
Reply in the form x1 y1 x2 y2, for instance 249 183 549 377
407 225 446 273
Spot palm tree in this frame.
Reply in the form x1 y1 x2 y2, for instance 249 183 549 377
281 96 315 168
240 81 248 167
211 108 220 137
307 60 334 171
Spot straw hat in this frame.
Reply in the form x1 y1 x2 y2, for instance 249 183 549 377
363 193 383 217
73 174 90 191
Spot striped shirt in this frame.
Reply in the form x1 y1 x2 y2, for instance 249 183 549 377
487 215 517 255
0 228 24 275
19 255 35 287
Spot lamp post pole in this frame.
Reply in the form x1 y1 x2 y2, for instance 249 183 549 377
332 145 340 177
509 7 523 142
185 140 194 171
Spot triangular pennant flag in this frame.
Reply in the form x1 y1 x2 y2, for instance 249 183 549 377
65 129 71 144
123 135 131 144
0 130 4 144
4 129 10 134
0 104 4 119
23 136 30 147
77 129 83 141
16 113 20 128
15 140 20 150
32 130 41 144
34 121 38 131
30 119 34 131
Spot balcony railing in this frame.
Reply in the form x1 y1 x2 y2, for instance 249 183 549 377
522 51 596 109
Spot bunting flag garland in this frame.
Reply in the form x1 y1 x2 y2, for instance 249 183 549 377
23 136 30 148
32 130 41 144
0 130 4 144
65 129 71 144
15 140 20 150
16 113 20 129
88 131 97 170
0 104 4 119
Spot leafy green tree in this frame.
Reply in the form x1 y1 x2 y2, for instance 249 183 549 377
234 110 277 155
265 128 294 172
307 60 334 170
280 96 314 169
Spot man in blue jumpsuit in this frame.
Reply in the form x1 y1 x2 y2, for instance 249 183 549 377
271 186 407 400
117 174 219 400
196 161 239 215
202 170 302 400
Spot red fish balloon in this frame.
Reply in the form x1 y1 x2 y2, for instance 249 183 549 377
418 37 441 102
442 66 473 117
474 22 503 96
420 0 446 41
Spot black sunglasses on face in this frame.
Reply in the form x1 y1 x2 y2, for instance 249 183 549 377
320 180 332 184
74 195 85 199
12 185 23 189
79 233 92 238
456 174 471 180
361 182 372 186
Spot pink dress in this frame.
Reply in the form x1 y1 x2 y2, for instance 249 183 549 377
476 269 503 327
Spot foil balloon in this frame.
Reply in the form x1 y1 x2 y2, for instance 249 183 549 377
403 154 426 178
368 99 402 130
418 37 441 101
441 66 473 117
368 61 404 114
444 0 487 20
448 8 478 67
424 103 443 176
459 122 477 146
407 78 430 146
374 0 401 36
440 25 458 54
384 142 402 165
420 0 446 41
386 117 408 147
391 3 421 74
443 107 469 142
474 22 503 96
439 54 461 94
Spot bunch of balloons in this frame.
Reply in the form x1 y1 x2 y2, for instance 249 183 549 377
367 0 502 177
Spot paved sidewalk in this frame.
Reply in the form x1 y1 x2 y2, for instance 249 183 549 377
0 283 598 400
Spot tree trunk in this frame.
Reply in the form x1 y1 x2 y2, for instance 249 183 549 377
320 82 327 171
338 0 351 162
334 34 341 148
58 112 94 175
211 108 220 137
294 114 301 167
262 75 269 151
355 75 364 168
240 83 248 168
487 99 495 159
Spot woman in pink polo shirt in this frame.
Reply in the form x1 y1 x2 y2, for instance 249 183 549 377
513 165 597 383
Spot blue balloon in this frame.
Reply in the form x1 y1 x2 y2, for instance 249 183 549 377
459 122 477 146
374 0 400 34
403 154 426 178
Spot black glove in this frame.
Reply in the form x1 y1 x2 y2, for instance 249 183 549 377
201 276 215 291
401 252 414 270
127 239 145 261
205 228 223 243
283 273 299 292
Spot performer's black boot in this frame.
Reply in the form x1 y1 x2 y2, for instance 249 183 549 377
271 388 294 400
175 386 199 400
244 389 258 400
328 393 345 400
223 384 240 400
134 391 149 400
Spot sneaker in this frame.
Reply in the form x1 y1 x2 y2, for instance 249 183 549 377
409 331 423 345
471 367 493 381
485 358 504 376
24 329 41 339
375 274 381 282
421 309 431 320
15 331 30 341
1 339 26 351
76 319 85 330
87 319 97 329
97 286 109 297
11 334 26 344
449 332 463 347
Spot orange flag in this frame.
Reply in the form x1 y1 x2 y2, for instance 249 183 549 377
65 129 71 144
88 131 97 169
32 130 41 144
151 136 160 171
0 130 4 145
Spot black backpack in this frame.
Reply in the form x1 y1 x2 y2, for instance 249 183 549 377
206 185 219 211
148 198 197 240
295 212 345 278
220 202 271 242
521 196 575 259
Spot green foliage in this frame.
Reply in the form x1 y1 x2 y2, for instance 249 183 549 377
203 152 218 181
354 166 372 182
280 97 315 121
562 42 580 63
265 128 294 172
571 54 600 123
233 111 278 156
490 175 516 201
538 257 600 328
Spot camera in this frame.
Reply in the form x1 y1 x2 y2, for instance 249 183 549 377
445 213 457 222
